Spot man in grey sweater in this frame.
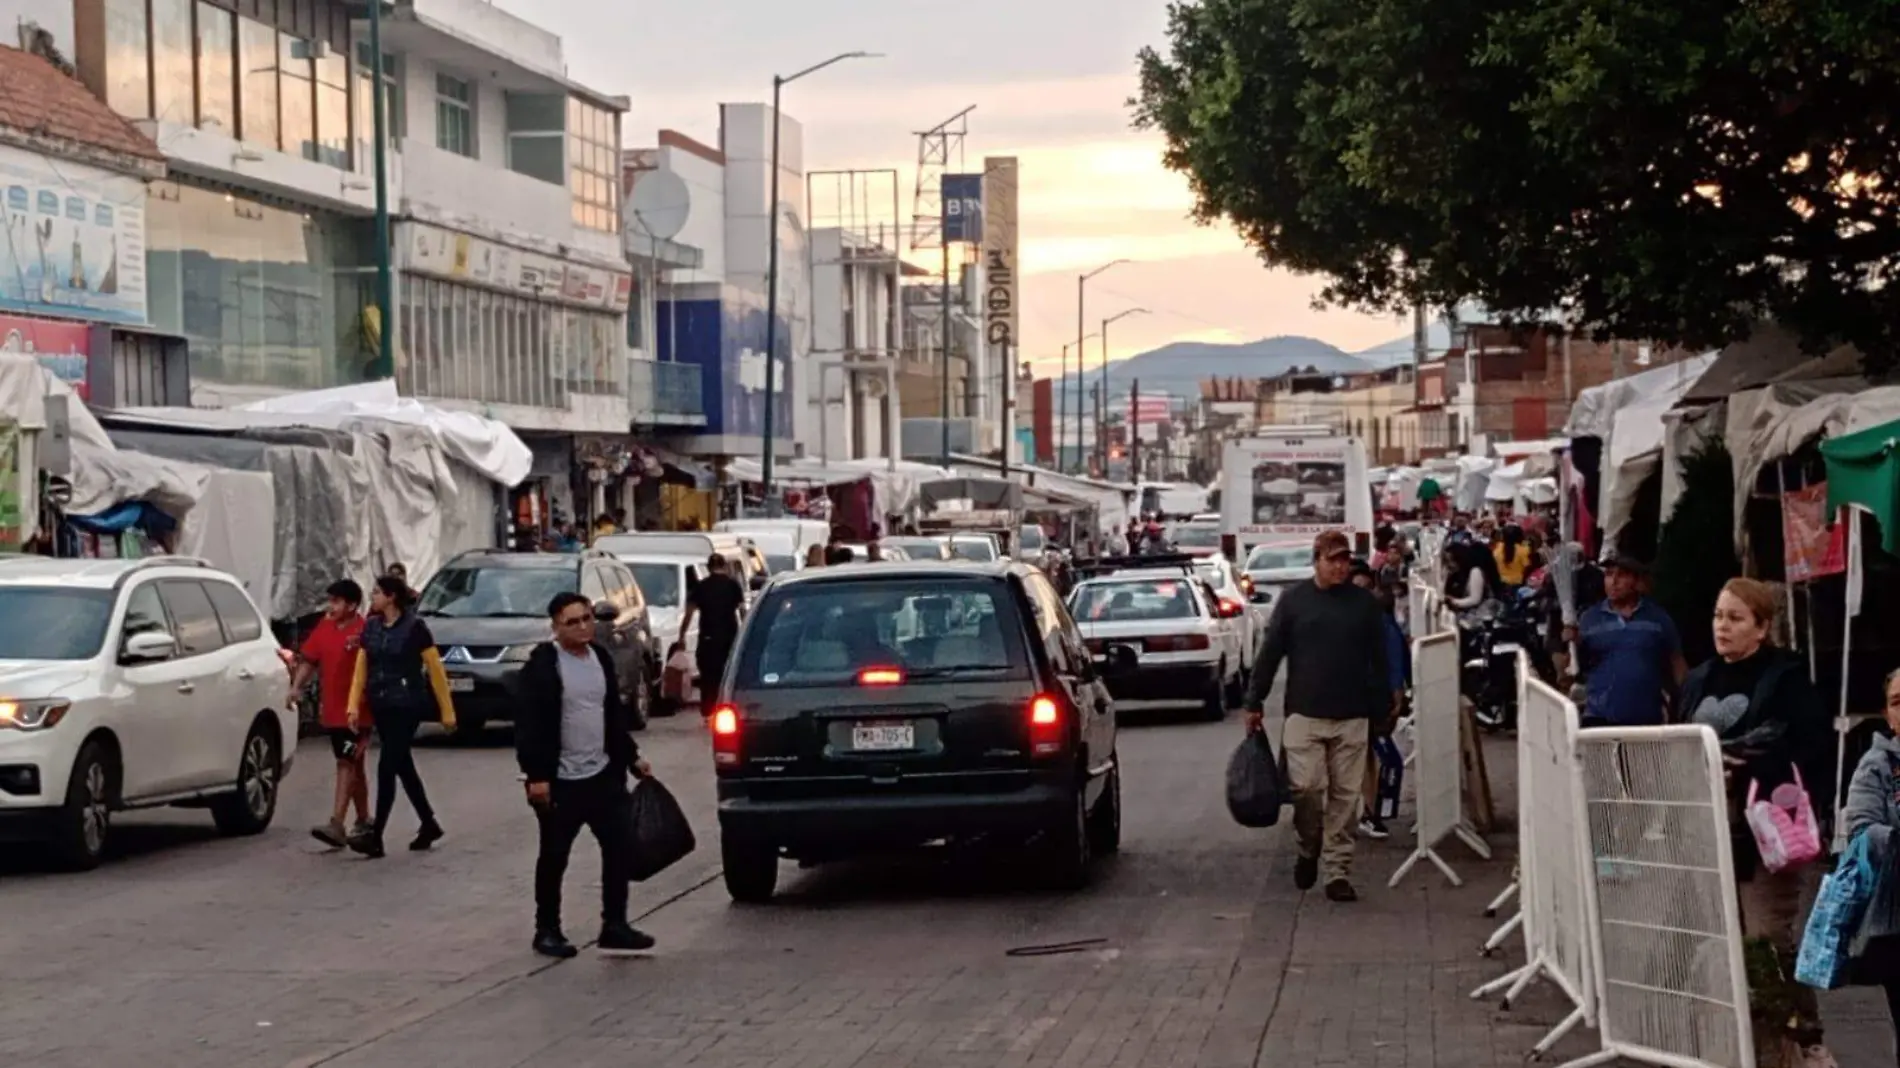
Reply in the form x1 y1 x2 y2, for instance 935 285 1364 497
1244 530 1398 902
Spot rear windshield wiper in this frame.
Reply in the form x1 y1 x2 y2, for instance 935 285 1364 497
902 665 1012 679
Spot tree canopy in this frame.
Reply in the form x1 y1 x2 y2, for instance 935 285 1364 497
1133 0 1900 367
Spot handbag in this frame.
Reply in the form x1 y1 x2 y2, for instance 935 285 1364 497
1744 765 1823 874
1796 832 1876 989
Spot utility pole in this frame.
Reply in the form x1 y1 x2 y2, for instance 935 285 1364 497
1128 377 1141 484
367 0 392 379
999 339 1012 479
940 242 952 464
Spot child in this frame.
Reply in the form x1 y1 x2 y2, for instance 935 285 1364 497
662 640 697 715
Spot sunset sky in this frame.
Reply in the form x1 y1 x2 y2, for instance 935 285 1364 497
498 0 1411 371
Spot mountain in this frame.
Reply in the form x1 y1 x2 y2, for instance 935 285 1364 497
1351 321 1457 367
1054 335 1374 406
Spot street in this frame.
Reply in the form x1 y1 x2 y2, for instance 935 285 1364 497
2 702 1584 1068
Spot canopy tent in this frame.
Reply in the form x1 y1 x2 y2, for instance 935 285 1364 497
1823 418 1900 554
1727 382 1900 553
1566 353 1719 543
945 454 1135 535
918 476 1023 511
1677 325 1867 407
725 457 946 518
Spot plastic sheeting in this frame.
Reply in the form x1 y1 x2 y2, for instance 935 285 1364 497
1572 354 1720 542
178 469 275 604
232 379 531 486
1726 380 1900 553
727 457 946 519
1564 353 1719 439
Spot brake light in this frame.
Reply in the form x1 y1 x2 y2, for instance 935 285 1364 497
1217 599 1244 619
1028 694 1063 755
857 666 905 686
1141 634 1211 653
710 704 740 766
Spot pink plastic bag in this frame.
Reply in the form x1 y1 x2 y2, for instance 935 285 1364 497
1745 766 1822 874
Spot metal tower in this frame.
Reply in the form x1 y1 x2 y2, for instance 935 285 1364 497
908 105 976 251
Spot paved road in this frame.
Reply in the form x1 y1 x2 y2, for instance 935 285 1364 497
0 701 1584 1068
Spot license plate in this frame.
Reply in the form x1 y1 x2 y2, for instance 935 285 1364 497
448 676 475 692
851 722 914 751
1492 642 1523 654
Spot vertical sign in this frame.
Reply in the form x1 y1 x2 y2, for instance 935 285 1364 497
981 157 1019 371
941 173 984 243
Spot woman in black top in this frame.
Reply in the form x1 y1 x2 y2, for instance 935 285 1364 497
346 575 456 858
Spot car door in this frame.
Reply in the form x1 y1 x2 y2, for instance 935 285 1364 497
109 581 195 799
203 579 281 742
1196 579 1240 680
1024 571 1112 772
154 580 238 788
583 562 635 675
607 562 650 687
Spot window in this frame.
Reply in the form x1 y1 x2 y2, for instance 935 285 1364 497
436 73 475 157
1070 580 1201 623
505 92 564 184
739 579 1028 687
611 565 645 611
204 582 265 643
157 581 226 656
120 585 169 642
580 566 609 603
353 43 403 140
278 34 315 160
196 1 236 132
0 589 114 660
238 17 278 150
566 96 619 232
315 49 349 168
627 563 681 608
150 0 193 124
103 0 151 118
416 564 576 618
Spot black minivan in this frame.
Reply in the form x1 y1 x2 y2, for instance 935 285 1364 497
707 560 1126 902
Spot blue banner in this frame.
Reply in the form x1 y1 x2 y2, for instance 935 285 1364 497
941 173 984 243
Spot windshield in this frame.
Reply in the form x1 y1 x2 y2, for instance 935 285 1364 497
1173 524 1220 548
946 538 996 562
417 565 576 618
763 554 796 575
738 578 1027 686
1018 525 1046 552
1246 544 1312 571
627 563 681 608
0 588 114 660
883 537 944 560
1070 580 1201 622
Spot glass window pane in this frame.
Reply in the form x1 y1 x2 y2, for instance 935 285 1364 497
151 0 192 124
104 0 151 118
279 36 315 159
508 134 562 184
505 92 563 132
315 51 348 168
239 18 278 150
196 2 235 133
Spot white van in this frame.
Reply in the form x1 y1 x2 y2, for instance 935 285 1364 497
715 518 829 572
595 532 766 593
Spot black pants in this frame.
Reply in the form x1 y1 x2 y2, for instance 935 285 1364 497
371 707 433 835
534 770 632 932
696 639 732 716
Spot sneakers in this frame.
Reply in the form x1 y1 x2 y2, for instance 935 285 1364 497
1294 855 1319 891
596 923 657 955
533 929 579 959
410 819 445 852
1325 878 1359 903
1358 815 1390 840
310 821 347 849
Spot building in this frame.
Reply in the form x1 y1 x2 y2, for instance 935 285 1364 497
0 40 186 408
805 208 904 463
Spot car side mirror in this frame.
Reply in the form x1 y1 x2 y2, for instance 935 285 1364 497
593 601 619 622
749 573 768 591
121 630 177 663
1095 643 1138 678
1249 587 1273 604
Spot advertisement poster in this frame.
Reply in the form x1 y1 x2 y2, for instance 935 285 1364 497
981 157 1019 361
1223 435 1371 539
1782 482 1846 583
0 313 92 399
0 421 21 552
0 146 147 324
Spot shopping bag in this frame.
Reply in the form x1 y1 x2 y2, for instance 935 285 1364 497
1226 729 1285 828
1796 832 1876 989
625 777 697 882
1745 765 1823 874
1373 735 1404 820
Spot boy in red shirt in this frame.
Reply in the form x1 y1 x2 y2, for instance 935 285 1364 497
294 580 369 848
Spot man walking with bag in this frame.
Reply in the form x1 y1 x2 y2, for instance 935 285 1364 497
516 592 656 959
1244 531 1397 903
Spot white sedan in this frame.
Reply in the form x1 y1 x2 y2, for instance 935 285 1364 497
1242 541 1317 617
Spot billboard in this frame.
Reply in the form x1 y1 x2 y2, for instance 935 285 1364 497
0 313 92 399
0 146 146 324
1221 433 1372 540
1131 393 1175 424
941 174 984 243
981 158 1019 364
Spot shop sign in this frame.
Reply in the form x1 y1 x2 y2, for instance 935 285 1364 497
0 146 147 324
404 221 631 313
0 313 91 399
981 158 1019 357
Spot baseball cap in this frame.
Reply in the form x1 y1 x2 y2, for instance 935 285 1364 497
1602 551 1649 574
1313 530 1352 560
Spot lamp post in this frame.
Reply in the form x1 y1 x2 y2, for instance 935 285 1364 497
1061 334 1098 471
1075 259 1130 473
1099 308 1147 474
761 51 878 508
356 0 393 379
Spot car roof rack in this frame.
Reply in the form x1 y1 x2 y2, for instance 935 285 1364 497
126 555 213 571
1073 553 1204 580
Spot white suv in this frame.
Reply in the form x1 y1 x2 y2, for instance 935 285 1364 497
0 556 296 869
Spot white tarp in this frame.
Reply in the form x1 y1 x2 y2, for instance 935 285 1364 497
1564 352 1719 439
177 469 275 604
949 457 1134 535
232 379 530 487
1455 455 1496 513
1580 354 1720 542
1485 461 1525 502
727 457 946 519
1727 380 1900 552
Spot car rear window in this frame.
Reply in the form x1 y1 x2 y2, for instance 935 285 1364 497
1071 580 1202 622
736 577 1028 687
1246 545 1312 570
945 539 996 562
1174 524 1220 548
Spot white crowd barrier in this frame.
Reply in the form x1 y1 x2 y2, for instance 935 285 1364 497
1557 726 1753 1068
1388 631 1490 887
1473 669 1596 1058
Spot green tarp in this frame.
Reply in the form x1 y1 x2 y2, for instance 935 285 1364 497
1822 418 1900 553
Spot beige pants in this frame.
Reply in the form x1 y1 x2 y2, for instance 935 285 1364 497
1283 714 1370 882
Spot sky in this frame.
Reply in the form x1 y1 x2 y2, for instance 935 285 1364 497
494 0 1409 371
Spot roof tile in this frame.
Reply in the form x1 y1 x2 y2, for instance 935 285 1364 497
0 45 164 165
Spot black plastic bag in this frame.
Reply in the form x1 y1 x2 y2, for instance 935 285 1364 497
1225 730 1285 828
626 778 696 882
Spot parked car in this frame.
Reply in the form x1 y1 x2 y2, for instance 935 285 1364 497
0 556 296 869
1193 554 1262 676
1067 566 1244 719
708 560 1127 901
1168 520 1223 558
611 553 709 715
936 533 1002 562
416 549 654 734
1242 541 1316 617
880 536 952 561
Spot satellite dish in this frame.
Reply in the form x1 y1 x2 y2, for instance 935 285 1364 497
627 169 691 240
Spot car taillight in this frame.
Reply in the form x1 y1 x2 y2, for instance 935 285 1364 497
857 666 905 686
1142 634 1210 653
710 704 740 767
1028 694 1063 755
1217 599 1244 619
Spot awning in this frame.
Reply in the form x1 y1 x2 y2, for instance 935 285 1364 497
919 477 1023 511
1823 419 1900 554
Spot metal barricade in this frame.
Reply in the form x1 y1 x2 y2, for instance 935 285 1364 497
1558 726 1754 1068
1473 671 1596 1059
1389 631 1490 887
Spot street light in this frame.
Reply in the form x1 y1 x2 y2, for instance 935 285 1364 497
1075 259 1131 473
344 0 395 380
761 51 880 509
1061 334 1099 471
1099 307 1148 473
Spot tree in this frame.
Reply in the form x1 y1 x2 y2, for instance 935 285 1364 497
1133 0 1900 369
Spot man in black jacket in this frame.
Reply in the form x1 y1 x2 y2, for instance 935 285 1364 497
516 591 656 959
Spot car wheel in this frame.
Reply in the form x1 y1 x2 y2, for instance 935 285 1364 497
52 740 115 870
1043 776 1093 891
1224 667 1246 709
721 830 778 903
1086 758 1122 856
1202 663 1228 721
212 721 280 836
627 663 650 732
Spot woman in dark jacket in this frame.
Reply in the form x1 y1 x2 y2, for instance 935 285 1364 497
1843 668 1900 1065
345 575 456 858
1679 577 1833 1061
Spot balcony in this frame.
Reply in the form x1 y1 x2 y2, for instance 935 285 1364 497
629 358 706 427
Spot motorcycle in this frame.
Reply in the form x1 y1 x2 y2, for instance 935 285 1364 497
1461 588 1558 733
